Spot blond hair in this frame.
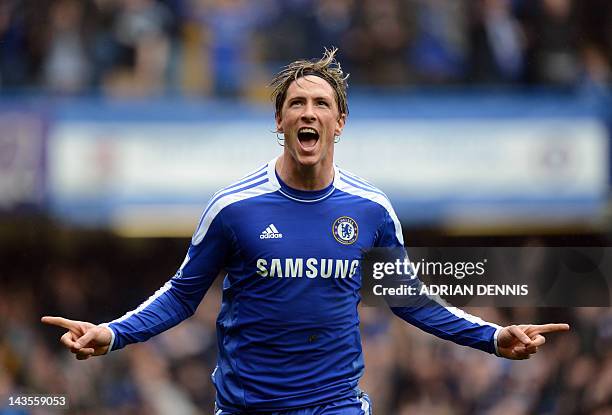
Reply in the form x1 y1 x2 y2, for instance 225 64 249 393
269 47 349 118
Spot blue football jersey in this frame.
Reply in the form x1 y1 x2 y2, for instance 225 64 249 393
104 157 501 412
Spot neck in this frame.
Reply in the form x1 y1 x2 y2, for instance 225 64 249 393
275 154 334 191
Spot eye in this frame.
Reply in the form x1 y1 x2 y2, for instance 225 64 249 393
290 100 303 107
317 100 330 107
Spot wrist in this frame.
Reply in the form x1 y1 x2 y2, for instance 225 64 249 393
98 323 115 354
493 326 503 356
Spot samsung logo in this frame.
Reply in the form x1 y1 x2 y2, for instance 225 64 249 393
256 258 360 279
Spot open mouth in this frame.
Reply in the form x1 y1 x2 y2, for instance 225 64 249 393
297 127 320 150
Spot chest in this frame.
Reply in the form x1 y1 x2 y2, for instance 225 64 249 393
225 195 381 262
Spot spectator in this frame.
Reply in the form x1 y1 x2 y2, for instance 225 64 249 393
1 0 611 93
523 0 580 86
42 0 92 94
104 0 173 96
344 0 414 85
408 0 470 84
468 0 525 83
184 0 274 97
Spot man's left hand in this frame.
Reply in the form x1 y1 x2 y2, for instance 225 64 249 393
497 323 570 360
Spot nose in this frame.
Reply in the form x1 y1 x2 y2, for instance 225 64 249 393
300 102 316 123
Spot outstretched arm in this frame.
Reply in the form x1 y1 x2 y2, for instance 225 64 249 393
41 260 219 360
374 210 570 357
388 275 570 357
42 206 231 359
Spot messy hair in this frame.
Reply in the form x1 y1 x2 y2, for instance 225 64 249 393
270 47 349 118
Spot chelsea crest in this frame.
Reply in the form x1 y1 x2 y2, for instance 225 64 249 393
332 216 358 245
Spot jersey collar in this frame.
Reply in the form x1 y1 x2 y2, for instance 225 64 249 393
268 156 338 202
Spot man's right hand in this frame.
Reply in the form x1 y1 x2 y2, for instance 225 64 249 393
41 316 112 360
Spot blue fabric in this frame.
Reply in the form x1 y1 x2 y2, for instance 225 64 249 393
215 390 372 415
107 159 497 412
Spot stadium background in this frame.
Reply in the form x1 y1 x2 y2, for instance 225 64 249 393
1 0 611 414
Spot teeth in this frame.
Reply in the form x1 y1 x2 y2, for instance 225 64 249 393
299 128 318 135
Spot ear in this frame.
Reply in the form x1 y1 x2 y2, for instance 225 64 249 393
334 113 346 136
275 113 283 133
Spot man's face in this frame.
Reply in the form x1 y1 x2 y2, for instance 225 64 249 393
276 75 345 168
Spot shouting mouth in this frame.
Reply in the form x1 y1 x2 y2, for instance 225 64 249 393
297 127 319 150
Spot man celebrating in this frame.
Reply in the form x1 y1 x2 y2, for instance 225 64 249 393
43 49 569 414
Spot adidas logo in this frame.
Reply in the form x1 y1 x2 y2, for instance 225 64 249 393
260 224 283 239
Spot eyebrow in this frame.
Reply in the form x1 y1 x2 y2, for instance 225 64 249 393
287 95 332 102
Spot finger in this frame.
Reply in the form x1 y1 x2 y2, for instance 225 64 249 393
512 348 531 360
60 332 91 354
41 316 79 331
530 334 546 347
60 331 79 351
74 329 98 349
508 325 532 345
75 346 95 359
530 324 570 335
76 351 92 360
513 345 527 353
512 334 545 355
511 351 529 360
76 347 95 356
93 345 110 356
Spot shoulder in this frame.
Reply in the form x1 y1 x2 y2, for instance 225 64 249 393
336 167 394 214
192 160 279 244
335 166 404 245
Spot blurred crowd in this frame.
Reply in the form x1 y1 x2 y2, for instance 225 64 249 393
2 1 611 413
0 234 611 415
0 0 611 98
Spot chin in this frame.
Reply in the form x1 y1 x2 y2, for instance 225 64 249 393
295 153 322 167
